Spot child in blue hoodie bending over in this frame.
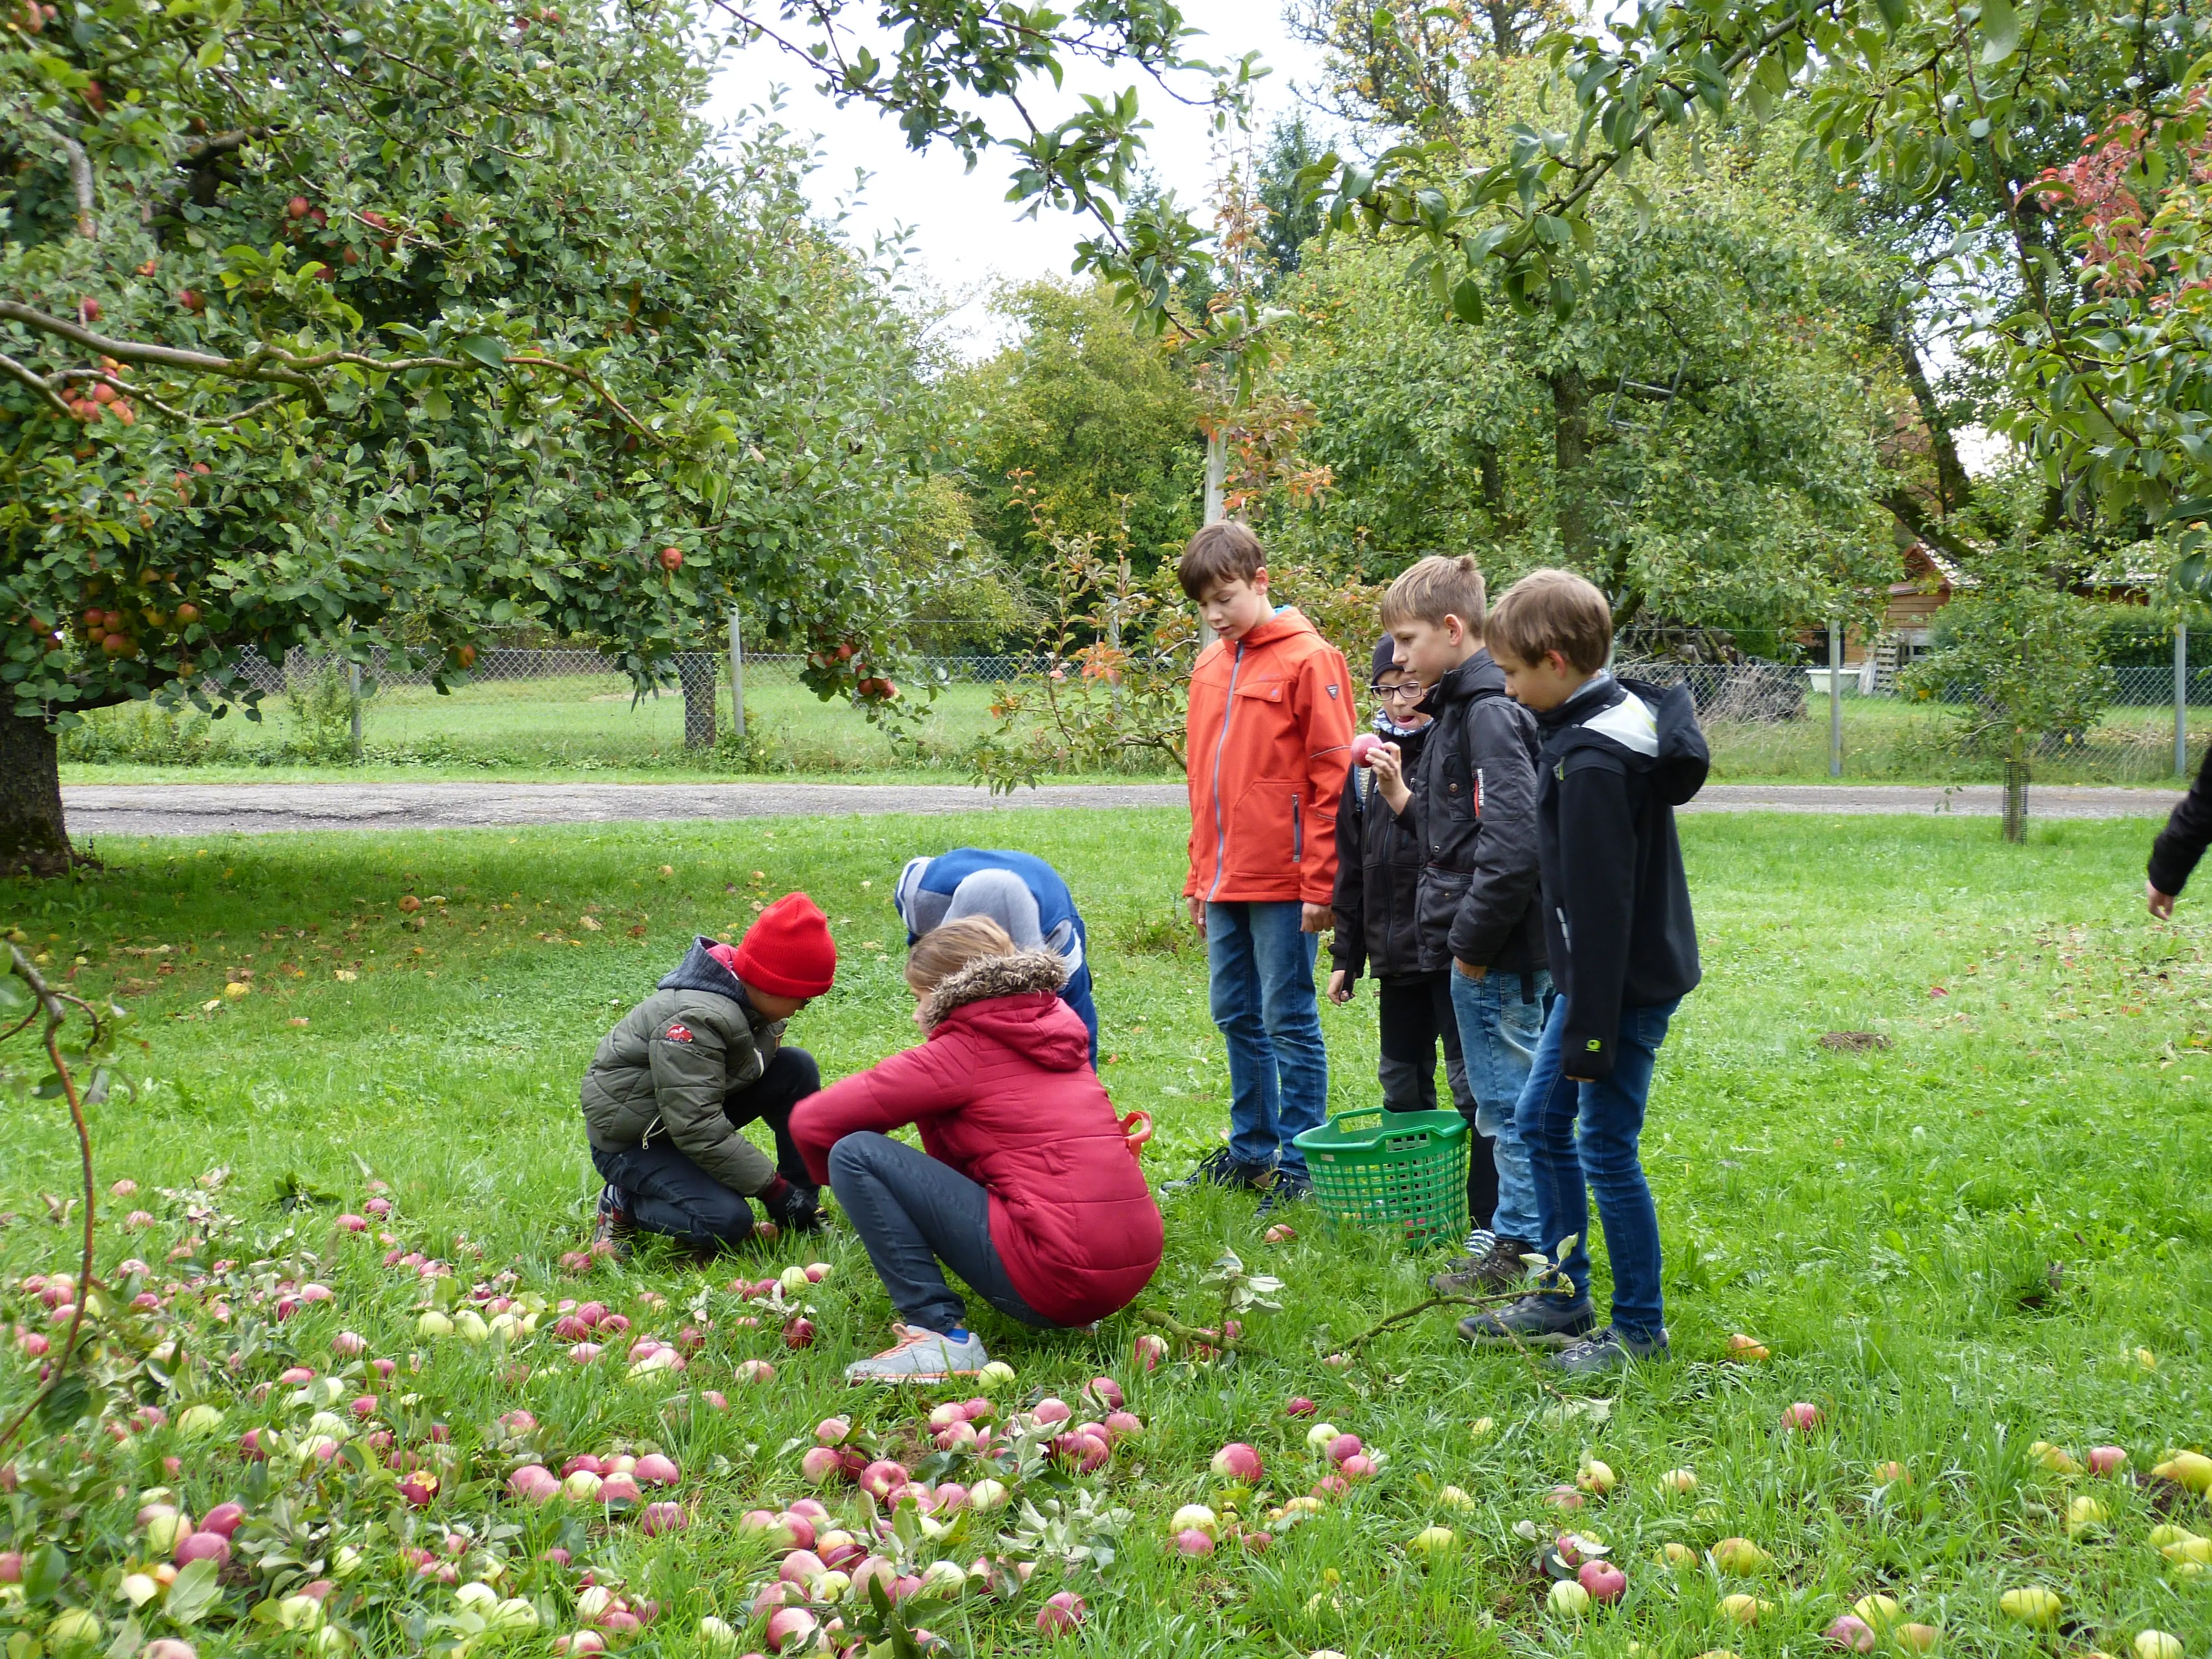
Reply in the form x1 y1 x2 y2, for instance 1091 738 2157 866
1458 569 1707 1376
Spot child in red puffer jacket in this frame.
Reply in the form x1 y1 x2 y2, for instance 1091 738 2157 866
791 916 1162 1384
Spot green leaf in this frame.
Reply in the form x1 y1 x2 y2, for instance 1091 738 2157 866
1449 275 1485 325
457 336 508 371
21 1544 67 1603
36 1375 90 1430
195 35 227 67
164 1558 221 1625
1876 0 1907 30
1979 0 2020 63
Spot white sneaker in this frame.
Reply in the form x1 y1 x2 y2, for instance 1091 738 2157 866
843 1323 990 1384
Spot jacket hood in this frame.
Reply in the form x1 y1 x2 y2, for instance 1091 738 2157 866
1427 649 1505 708
657 936 750 1005
921 950 1088 1070
1540 674 1709 806
1225 606 1319 654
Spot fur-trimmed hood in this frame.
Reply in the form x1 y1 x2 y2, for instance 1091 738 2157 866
919 950 1087 1073
919 949 1069 1029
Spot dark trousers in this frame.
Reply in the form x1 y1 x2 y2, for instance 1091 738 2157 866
1376 974 1498 1230
826 1130 1053 1336
591 1046 817 1251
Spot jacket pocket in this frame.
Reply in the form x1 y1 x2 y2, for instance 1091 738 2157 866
1225 779 1298 881
1415 868 1472 967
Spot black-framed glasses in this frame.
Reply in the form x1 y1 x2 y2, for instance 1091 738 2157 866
1370 682 1425 703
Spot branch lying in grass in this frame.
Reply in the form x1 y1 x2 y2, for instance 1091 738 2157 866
0 948 105 1457
1135 1307 1245 1354
1340 1286 1543 1354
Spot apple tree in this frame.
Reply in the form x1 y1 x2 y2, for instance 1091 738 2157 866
1 0 938 873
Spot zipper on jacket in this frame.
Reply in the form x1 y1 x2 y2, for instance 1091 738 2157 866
1206 639 1246 902
1292 791 1302 862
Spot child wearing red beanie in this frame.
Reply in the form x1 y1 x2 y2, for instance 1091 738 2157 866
579 893 838 1260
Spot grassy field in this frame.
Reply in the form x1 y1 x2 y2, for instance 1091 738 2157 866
3 810 2212 1657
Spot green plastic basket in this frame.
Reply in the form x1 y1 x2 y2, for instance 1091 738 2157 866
1292 1107 1470 1249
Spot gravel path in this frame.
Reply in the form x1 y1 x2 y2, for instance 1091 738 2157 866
56 779 2187 837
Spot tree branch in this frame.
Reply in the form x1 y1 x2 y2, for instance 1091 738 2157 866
0 351 73 419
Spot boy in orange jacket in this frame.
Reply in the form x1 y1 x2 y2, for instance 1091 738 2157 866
1167 521 1355 1211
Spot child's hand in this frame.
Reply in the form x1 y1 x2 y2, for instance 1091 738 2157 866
1186 894 1207 935
1300 903 1334 934
1327 969 1352 1004
1371 742 1412 813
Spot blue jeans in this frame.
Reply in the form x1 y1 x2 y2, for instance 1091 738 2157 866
1517 994 1678 1340
1207 901 1328 1175
1449 967 1550 1245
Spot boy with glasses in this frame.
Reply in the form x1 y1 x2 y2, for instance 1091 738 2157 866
1328 641 1496 1228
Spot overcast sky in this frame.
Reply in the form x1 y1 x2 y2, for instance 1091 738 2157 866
701 2 1334 357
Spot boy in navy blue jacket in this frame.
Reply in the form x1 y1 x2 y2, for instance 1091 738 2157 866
1458 569 1707 1375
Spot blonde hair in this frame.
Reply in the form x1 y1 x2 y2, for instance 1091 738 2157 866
905 916 1016 992
1486 568 1614 674
1380 554 1486 634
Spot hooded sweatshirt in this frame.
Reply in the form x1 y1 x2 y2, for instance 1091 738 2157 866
790 951 1163 1327
1331 648 1434 982
893 848 1091 1009
1531 674 1708 1079
578 937 787 1194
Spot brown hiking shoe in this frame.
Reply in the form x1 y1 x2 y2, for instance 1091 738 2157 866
1429 1235 1538 1296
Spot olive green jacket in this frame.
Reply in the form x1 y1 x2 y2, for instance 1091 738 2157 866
578 937 785 1194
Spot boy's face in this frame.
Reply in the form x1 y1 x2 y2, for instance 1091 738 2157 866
1372 666 1430 728
748 988 810 1022
1389 615 1475 683
1493 645 1590 712
1197 572 1274 643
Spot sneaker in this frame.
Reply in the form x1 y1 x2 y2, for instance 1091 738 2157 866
1255 1168 1311 1219
1457 1293 1595 1348
593 1185 634 1263
1429 1235 1538 1296
1163 1147 1276 1196
1551 1325 1671 1375
844 1324 991 1385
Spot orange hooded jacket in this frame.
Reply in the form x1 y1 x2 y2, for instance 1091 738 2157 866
1183 607 1356 907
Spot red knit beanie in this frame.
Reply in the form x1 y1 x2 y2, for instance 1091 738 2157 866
730 891 837 999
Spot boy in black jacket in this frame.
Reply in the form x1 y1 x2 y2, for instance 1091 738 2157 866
1369 556 1549 1282
1329 641 1497 1224
1459 569 1707 1375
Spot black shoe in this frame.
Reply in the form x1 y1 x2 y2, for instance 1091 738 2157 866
1164 1147 1276 1196
593 1185 634 1262
1457 1293 1595 1348
1255 1168 1311 1219
766 1180 825 1234
1428 1235 1538 1296
1551 1324 1671 1374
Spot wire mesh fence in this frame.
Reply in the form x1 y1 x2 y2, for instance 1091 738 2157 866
54 637 2212 782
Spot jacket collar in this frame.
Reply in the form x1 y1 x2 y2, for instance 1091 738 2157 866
1427 648 1505 708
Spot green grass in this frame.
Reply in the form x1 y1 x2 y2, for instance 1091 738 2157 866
4 811 2212 1657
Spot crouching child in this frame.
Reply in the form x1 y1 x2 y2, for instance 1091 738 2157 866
580 892 836 1259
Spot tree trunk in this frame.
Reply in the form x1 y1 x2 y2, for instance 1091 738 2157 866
1548 368 1592 566
676 653 717 750
2004 759 2030 844
1 707 75 878
1881 310 1972 517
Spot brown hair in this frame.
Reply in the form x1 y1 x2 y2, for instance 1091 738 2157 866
1485 568 1614 674
1177 520 1267 600
905 915 1016 992
1380 554 1486 634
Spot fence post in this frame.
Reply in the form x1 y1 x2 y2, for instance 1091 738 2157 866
347 660 362 764
2178 618 2189 778
728 608 746 741
1828 620 1843 779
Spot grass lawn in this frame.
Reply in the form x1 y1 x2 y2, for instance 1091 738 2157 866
4 810 2212 1657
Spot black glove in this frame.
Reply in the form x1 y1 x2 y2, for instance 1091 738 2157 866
759 1177 825 1234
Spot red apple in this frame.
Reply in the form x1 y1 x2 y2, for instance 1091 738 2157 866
1578 1560 1626 1603
1174 1527 1215 1557
1133 1333 1168 1370
1783 1402 1823 1432
1036 1591 1085 1635
1350 732 1384 767
1210 1442 1265 1481
782 1316 815 1350
659 546 683 571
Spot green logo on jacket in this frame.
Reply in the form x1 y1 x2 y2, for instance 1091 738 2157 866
1585 1039 1603 1052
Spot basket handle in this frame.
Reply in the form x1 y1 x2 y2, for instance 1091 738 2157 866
1120 1110 1154 1160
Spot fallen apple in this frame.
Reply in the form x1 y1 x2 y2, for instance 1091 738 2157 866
1579 1561 1627 1603
2136 1632 2183 1659
1173 1528 1215 1557
1410 1526 1457 1557
1999 1585 2062 1627
1211 1443 1265 1481
1084 1376 1124 1410
1782 1402 1822 1432
1133 1333 1168 1370
1852 1595 1902 1628
1577 1458 1618 1495
1658 1468 1698 1494
1036 1591 1085 1635
2087 1446 2129 1476
1549 1580 1592 1616
1825 1616 1877 1652
1286 1397 1317 1417
1896 1624 1939 1651
1711 1538 1770 1575
1720 1595 1771 1625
